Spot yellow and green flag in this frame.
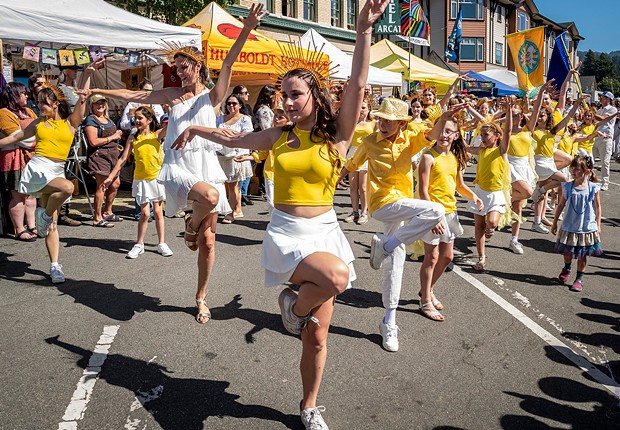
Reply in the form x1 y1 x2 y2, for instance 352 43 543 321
506 26 545 91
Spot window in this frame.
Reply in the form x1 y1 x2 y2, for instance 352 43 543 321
256 0 273 13
346 0 357 30
331 0 342 27
282 0 296 18
461 37 484 62
450 0 484 20
495 42 503 65
496 5 503 23
304 0 316 21
517 10 530 31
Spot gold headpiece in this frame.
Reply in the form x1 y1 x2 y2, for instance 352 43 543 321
41 69 68 102
275 39 337 89
159 41 206 66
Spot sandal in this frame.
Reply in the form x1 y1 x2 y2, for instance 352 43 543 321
484 228 495 240
418 292 444 310
15 230 36 242
222 213 234 224
27 227 39 236
195 298 211 324
472 256 487 272
104 213 123 222
184 214 199 251
93 219 115 228
419 301 445 322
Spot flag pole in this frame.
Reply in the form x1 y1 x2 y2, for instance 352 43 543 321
559 35 587 108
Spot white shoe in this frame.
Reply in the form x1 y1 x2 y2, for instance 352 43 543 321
127 244 145 259
509 240 524 255
370 233 390 270
379 321 399 352
601 184 609 191
301 405 329 430
278 288 319 336
343 212 358 223
50 264 65 284
35 207 52 237
532 222 549 234
157 243 173 257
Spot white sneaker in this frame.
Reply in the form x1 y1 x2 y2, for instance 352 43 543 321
509 240 524 255
343 212 358 223
532 222 549 234
379 321 399 352
370 233 390 270
127 244 145 259
35 207 52 237
157 243 173 257
50 264 65 284
278 288 319 335
301 405 329 430
356 213 369 225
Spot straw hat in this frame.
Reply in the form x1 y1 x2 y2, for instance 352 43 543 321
370 97 412 122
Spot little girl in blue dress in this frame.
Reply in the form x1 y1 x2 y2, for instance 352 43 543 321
551 155 603 292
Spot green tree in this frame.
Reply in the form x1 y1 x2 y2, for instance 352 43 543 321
597 53 618 81
581 49 599 77
114 0 233 26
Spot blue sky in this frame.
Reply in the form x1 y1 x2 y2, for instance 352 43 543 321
536 1 618 53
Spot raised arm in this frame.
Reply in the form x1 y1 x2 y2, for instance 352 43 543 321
439 75 467 109
426 103 468 141
172 124 280 152
335 0 390 145
210 3 266 106
68 59 105 129
498 97 512 157
526 80 555 134
556 63 581 113
555 94 587 133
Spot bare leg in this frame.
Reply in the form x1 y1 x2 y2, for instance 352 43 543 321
195 211 218 323
24 195 37 230
40 178 74 217
474 214 486 259
102 176 120 218
8 190 28 235
39 193 60 263
188 182 219 233
419 242 439 304
93 174 106 222
153 201 165 244
429 241 454 292
348 171 359 213
136 203 150 244
510 181 531 238
358 170 368 215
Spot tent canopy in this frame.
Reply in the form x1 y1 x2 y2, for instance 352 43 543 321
369 39 458 93
477 70 519 90
0 0 202 50
300 29 401 87
465 70 520 96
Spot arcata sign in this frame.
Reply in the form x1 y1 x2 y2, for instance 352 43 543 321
374 0 401 34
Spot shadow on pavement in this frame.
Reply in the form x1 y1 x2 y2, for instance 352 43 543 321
45 335 300 430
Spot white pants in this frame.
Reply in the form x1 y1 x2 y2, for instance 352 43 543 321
265 178 274 211
593 137 613 186
372 198 445 309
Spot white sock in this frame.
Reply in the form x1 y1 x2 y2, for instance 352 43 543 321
511 236 518 242
51 262 60 268
383 236 401 253
384 308 397 326
534 216 541 224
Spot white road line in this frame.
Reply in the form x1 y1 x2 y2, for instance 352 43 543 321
451 264 620 397
58 325 120 430
608 181 620 187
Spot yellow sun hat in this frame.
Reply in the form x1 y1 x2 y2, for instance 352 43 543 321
370 97 412 122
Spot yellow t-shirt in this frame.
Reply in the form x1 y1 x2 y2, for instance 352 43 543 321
407 119 431 134
474 146 507 192
507 128 532 158
579 124 596 153
532 129 556 158
557 134 578 157
34 119 74 161
253 150 274 181
344 129 433 214
425 149 458 214
552 110 566 136
272 127 341 206
351 121 375 148
132 132 164 180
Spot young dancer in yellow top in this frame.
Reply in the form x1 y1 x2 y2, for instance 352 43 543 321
170 1 391 427
418 116 482 321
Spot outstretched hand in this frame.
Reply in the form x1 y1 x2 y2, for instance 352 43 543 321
357 0 391 31
241 3 266 30
171 127 194 151
87 58 105 73
442 102 469 118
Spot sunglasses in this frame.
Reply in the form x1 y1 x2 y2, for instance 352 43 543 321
240 91 249 95
33 81 44 87
226 102 239 106
143 89 153 92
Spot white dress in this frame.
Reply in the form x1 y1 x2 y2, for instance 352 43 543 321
157 89 231 215
215 115 254 182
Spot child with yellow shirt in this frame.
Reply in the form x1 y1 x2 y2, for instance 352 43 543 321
340 97 464 352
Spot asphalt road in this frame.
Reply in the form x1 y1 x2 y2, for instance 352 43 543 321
1 162 619 430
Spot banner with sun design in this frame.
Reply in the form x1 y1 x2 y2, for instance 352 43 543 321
400 0 430 46
506 26 545 91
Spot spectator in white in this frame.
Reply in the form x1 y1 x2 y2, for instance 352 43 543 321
119 79 165 131
613 97 620 161
593 91 618 191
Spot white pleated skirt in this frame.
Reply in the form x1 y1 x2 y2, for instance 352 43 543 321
508 155 536 188
534 155 557 181
421 211 464 245
18 154 66 198
133 178 166 205
469 185 506 216
261 208 356 288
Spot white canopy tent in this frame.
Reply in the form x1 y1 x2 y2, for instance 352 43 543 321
477 70 519 90
0 0 202 50
299 29 402 87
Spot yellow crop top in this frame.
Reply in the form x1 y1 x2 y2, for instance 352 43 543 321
426 149 458 214
351 121 375 148
34 119 74 161
273 127 341 206
579 124 596 153
507 128 532 158
532 129 556 158
474 146 507 192
133 132 164 181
